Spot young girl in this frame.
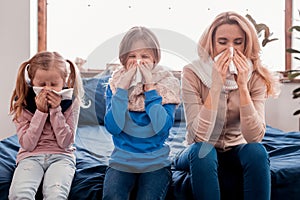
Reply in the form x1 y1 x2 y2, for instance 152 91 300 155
102 26 181 199
9 51 85 199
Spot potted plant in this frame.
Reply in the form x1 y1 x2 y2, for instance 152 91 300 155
286 10 300 115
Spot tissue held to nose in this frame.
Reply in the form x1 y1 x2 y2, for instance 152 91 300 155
229 47 234 58
229 47 238 75
129 63 143 88
32 86 73 100
214 47 237 75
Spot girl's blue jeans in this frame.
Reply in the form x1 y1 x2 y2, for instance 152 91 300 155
102 166 171 200
9 154 76 200
173 142 271 200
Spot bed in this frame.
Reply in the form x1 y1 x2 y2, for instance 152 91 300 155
1 74 300 200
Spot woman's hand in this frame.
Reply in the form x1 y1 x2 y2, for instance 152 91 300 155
139 63 155 91
47 90 62 109
233 50 249 89
35 89 48 113
212 49 231 90
117 64 137 90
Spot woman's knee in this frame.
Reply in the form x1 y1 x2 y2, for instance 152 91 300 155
242 143 268 158
174 142 217 171
185 142 218 173
239 143 269 166
189 142 217 160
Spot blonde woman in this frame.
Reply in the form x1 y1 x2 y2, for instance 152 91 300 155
174 11 279 200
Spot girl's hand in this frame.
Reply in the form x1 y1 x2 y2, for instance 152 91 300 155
139 63 155 91
232 50 249 89
35 89 48 113
117 65 137 90
47 90 62 109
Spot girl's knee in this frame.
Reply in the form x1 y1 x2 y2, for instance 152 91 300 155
43 184 70 200
9 186 35 200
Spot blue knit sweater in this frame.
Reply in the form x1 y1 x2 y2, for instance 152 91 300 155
104 85 176 173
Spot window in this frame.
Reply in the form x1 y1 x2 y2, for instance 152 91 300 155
291 0 300 70
36 0 296 72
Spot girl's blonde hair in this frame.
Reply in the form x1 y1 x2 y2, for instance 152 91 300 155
198 11 279 97
10 51 85 120
119 26 161 67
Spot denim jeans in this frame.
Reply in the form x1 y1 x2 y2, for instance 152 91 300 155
173 142 271 200
102 167 171 200
9 154 76 200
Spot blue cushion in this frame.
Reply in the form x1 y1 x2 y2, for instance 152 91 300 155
174 103 185 122
95 76 110 125
78 75 110 125
0 135 19 199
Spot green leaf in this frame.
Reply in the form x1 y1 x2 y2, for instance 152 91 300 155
256 24 268 33
262 38 278 47
293 110 300 116
287 69 300 73
289 26 300 32
293 87 300 94
292 88 300 100
294 57 300 61
286 48 300 54
288 72 300 80
293 94 300 99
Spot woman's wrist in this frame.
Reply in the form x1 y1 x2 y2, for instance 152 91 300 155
238 85 249 93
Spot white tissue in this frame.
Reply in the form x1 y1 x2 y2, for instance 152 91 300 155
229 47 234 58
32 86 73 100
214 48 238 75
32 86 43 95
129 67 143 88
52 88 74 100
229 47 238 75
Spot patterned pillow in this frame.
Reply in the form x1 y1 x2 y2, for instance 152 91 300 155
78 75 110 125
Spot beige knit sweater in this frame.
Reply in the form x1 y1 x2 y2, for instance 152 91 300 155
182 64 267 151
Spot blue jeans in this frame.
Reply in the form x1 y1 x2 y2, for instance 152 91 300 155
102 167 171 200
173 142 271 200
9 154 76 200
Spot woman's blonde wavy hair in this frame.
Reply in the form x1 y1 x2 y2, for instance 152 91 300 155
198 11 280 97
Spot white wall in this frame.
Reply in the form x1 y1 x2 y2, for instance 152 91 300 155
266 82 300 132
47 0 285 72
0 0 30 140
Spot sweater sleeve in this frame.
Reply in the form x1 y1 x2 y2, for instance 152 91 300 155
182 67 219 143
144 89 176 136
104 86 129 135
15 109 48 152
240 74 267 142
49 99 80 148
